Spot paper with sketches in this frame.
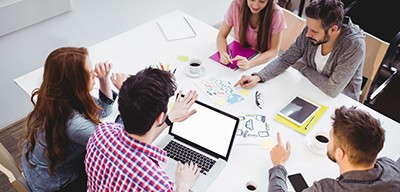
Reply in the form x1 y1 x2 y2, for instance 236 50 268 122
197 75 249 107
235 113 271 145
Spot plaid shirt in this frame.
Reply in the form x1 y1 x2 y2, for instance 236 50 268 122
85 122 174 191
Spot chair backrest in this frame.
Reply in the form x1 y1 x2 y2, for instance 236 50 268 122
368 72 400 123
360 32 389 103
0 142 31 192
281 8 306 52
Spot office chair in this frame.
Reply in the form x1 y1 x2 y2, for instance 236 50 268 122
365 31 400 108
0 142 31 192
359 32 389 103
365 72 400 123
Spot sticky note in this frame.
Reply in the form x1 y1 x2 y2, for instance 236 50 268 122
239 89 250 96
261 137 277 150
177 55 189 62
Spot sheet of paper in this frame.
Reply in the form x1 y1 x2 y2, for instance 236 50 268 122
157 15 196 41
197 75 249 107
234 113 271 146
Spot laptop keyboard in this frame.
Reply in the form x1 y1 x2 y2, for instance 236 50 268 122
163 140 216 175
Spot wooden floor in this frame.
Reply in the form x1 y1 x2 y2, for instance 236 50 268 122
0 117 26 192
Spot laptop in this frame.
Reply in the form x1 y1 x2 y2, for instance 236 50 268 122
155 98 239 191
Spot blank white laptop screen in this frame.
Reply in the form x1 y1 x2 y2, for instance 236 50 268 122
169 100 238 160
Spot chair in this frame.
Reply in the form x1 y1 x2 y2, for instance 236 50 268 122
281 8 306 52
359 32 389 103
0 142 31 192
367 31 400 97
365 72 400 123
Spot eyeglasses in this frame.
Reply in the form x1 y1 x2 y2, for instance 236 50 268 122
255 91 263 109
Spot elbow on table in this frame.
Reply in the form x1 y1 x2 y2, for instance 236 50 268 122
321 88 341 99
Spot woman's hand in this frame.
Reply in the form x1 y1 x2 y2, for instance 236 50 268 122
94 61 113 81
111 73 129 91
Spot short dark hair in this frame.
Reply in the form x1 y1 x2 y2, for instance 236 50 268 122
118 67 177 135
305 0 345 31
331 106 385 166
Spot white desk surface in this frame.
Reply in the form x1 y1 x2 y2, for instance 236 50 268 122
14 10 400 192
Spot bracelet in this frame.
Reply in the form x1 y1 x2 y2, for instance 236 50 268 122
165 115 173 126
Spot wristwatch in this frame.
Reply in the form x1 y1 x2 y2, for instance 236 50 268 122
165 115 173 126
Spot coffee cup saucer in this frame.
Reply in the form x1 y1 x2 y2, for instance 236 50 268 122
306 137 326 156
184 66 206 78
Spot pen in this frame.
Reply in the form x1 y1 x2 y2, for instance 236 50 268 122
305 116 315 130
172 68 177 74
229 49 233 65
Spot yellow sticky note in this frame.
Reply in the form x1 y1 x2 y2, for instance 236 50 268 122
239 89 250 96
261 137 277 150
177 55 189 62
215 97 226 106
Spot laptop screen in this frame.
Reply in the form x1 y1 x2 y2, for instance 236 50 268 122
169 100 239 161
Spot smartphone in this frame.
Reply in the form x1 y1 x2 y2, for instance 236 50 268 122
288 173 309 192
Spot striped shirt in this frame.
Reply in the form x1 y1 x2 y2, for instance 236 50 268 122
85 122 174 191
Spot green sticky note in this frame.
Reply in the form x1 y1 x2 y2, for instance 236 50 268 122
177 55 189 62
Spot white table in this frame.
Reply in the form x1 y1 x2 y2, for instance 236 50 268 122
14 10 400 192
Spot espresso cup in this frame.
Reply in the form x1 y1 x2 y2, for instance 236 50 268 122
188 59 202 74
312 131 329 150
244 181 258 192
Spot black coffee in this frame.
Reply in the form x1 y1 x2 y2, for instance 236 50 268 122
190 63 200 67
316 135 329 143
246 184 257 191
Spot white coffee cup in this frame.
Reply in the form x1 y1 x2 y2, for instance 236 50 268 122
244 180 258 192
188 59 202 74
310 131 329 151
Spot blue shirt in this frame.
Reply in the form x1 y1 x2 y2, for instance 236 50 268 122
21 91 116 192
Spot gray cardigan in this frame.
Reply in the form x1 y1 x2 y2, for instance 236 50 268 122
255 17 365 100
268 157 400 192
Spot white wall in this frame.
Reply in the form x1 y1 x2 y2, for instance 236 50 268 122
0 0 72 36
0 0 231 130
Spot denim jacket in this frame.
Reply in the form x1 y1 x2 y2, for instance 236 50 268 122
21 91 117 192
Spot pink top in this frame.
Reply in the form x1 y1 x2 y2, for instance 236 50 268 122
224 0 287 50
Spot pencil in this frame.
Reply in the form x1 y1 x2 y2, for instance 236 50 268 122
172 68 177 74
160 63 164 70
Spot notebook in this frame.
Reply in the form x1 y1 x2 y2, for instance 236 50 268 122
155 98 239 192
209 40 259 70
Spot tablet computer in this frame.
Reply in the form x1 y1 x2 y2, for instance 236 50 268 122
277 96 320 126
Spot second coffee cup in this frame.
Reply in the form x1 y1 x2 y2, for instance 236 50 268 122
188 59 202 74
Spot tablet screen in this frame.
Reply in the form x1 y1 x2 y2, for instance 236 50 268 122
277 96 320 126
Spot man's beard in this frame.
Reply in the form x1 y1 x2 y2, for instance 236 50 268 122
308 34 330 46
327 148 336 163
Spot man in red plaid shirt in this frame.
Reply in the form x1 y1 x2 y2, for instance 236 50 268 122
85 68 200 191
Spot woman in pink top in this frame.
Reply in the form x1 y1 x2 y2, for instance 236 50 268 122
217 0 287 69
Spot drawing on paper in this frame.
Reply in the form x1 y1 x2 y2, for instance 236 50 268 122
235 113 270 145
197 75 249 106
